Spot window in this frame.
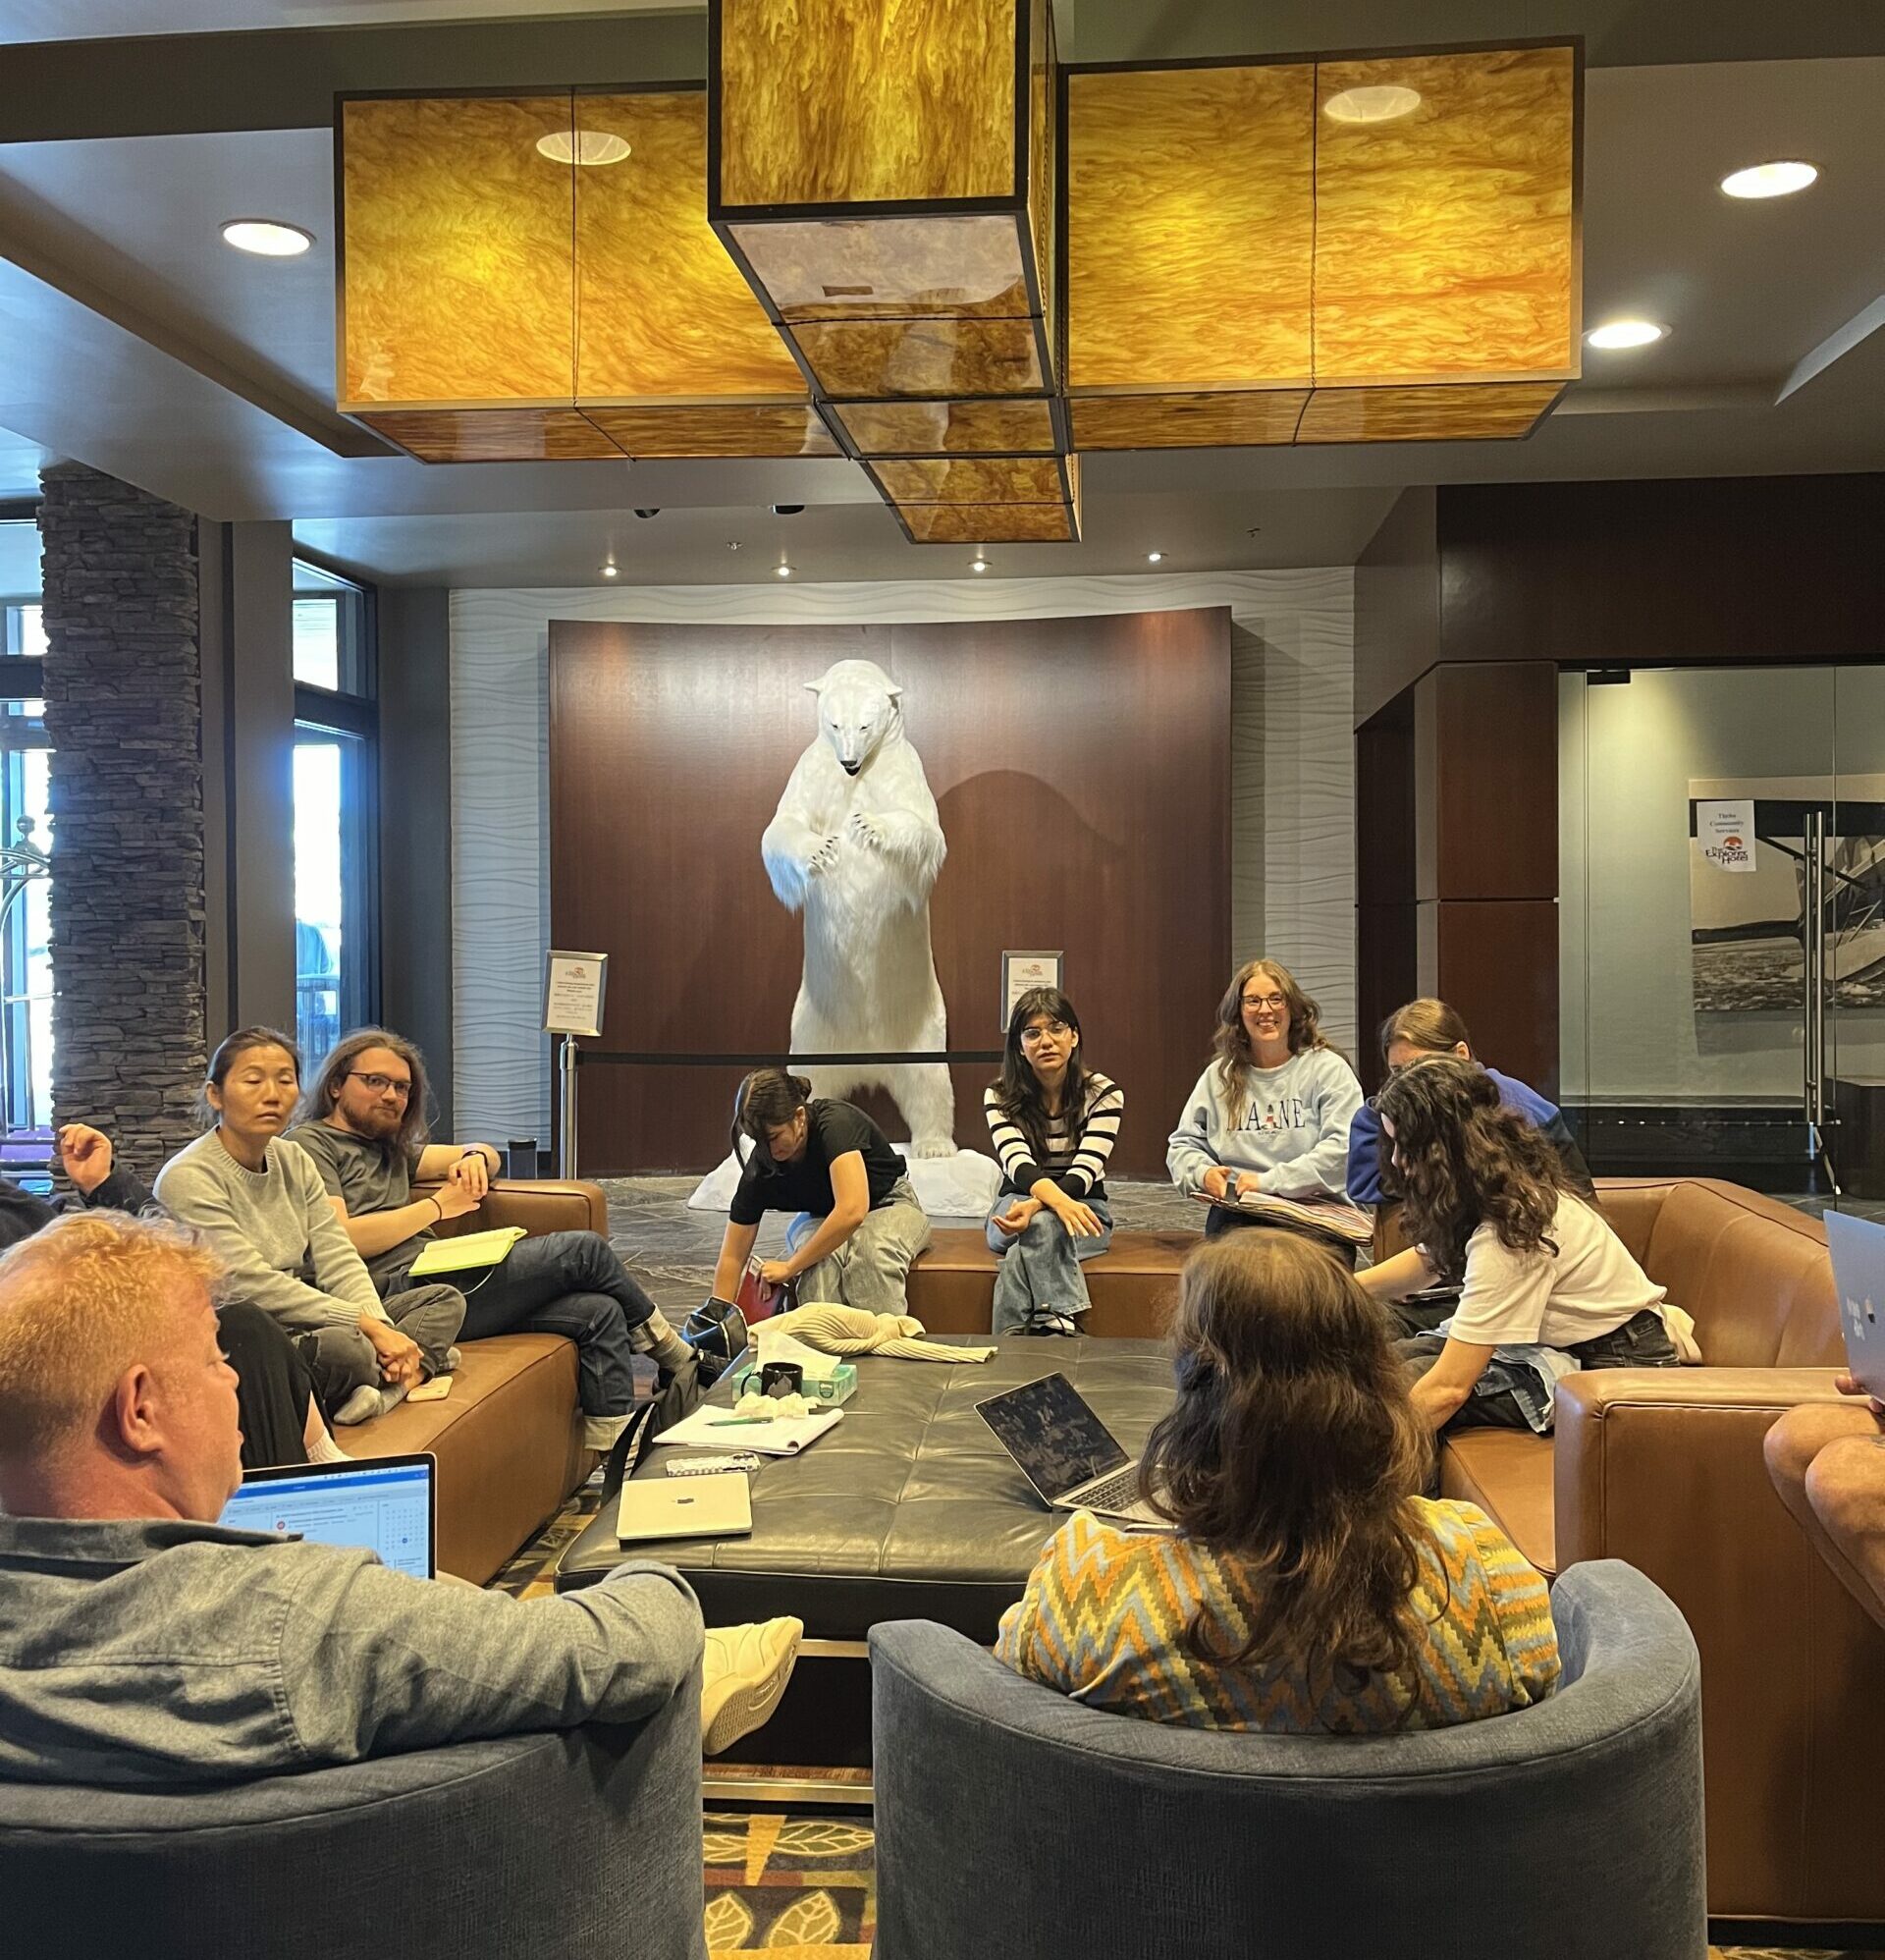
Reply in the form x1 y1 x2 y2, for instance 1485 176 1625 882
292 556 378 1067
0 517 50 1145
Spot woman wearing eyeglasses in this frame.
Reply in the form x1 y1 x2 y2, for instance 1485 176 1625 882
1345 998 1593 1207
1166 959 1364 1250
983 989 1125 1336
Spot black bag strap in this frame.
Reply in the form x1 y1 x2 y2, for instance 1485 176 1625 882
597 1397 669 1504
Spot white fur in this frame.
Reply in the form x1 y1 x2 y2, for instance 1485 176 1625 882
761 659 956 1156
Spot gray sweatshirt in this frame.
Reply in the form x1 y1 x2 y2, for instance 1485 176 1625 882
1166 1046 1365 1200
154 1130 387 1331
0 1513 702 1786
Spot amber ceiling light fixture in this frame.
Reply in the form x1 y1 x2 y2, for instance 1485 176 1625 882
707 0 1077 545
1321 83 1421 123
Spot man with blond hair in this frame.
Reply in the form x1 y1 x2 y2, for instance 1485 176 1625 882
0 1211 799 1786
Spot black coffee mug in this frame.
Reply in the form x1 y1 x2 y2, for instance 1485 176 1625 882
760 1361 803 1398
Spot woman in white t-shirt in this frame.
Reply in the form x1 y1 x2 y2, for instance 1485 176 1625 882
1358 1058 1679 1435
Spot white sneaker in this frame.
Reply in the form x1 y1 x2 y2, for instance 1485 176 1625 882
699 1616 803 1756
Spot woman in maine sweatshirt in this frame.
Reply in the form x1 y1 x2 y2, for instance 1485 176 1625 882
1167 959 1364 1210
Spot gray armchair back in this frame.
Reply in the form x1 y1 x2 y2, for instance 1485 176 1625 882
0 1683 707 1960
871 1559 1704 1960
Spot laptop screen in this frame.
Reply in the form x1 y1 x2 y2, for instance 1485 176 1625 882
219 1456 436 1580
1824 1210 1885 1393
978 1373 1129 1504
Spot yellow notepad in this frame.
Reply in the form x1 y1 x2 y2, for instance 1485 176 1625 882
407 1226 526 1277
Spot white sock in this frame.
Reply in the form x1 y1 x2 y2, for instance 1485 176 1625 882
333 1384 380 1427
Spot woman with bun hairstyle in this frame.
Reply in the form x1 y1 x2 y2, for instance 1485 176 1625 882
1359 1058 1679 1437
709 1069 932 1314
1166 959 1364 1249
983 988 1125 1337
1346 997 1592 1206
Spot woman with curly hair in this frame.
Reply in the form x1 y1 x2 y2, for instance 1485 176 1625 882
996 1231 1561 1731
1359 1058 1680 1436
1166 958 1363 1247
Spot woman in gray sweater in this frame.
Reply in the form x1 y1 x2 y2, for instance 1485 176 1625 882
155 1028 463 1425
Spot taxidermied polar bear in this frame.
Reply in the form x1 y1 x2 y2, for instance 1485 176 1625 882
761 659 956 1156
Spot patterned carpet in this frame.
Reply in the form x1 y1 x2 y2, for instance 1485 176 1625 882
704 1812 877 1958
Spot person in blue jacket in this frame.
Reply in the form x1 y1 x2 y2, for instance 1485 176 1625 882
1347 999 1594 1205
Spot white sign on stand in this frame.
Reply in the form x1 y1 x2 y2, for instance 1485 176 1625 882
1000 951 1062 1031
544 951 609 1037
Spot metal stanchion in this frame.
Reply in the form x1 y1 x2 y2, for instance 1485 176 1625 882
559 1034 580 1178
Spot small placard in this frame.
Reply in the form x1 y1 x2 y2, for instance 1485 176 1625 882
1000 951 1062 1031
544 950 609 1037
1696 798 1757 875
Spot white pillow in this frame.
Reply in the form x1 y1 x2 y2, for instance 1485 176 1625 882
686 1143 1002 1222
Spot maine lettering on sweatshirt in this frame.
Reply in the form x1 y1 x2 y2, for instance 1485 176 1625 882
1166 1046 1364 1201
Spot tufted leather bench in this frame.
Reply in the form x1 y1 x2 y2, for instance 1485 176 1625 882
904 1227 1197 1337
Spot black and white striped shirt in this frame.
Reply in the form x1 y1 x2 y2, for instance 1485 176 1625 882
983 1073 1124 1200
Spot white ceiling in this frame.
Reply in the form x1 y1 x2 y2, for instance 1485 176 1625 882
0 0 682 36
0 45 1881 584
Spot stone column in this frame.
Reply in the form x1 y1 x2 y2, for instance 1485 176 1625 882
38 463 207 1179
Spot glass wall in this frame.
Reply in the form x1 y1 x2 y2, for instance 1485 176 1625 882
0 519 50 1149
291 557 377 1068
1562 662 1885 1196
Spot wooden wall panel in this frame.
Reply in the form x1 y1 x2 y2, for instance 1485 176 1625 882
549 610 1230 1174
1419 898 1561 1099
1416 662 1558 901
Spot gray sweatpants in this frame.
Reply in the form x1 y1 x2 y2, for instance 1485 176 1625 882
786 1177 933 1316
299 1282 466 1415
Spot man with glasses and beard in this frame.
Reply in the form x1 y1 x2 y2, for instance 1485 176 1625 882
287 1029 699 1454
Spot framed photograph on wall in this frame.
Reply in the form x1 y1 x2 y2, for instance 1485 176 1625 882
544 950 609 1038
1000 951 1062 1032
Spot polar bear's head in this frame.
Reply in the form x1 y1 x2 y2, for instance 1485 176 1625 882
806 659 902 777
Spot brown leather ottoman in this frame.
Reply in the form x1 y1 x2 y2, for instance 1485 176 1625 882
905 1227 1197 1338
557 1336 1175 1788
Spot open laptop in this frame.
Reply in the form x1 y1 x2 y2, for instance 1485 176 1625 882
219 1453 436 1580
976 1373 1163 1526
1824 1209 1885 1399
617 1471 753 1545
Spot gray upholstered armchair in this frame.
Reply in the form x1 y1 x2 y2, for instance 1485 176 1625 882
871 1560 1705 1960
0 1679 707 1960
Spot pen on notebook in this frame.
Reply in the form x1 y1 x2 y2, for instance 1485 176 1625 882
708 1415 780 1427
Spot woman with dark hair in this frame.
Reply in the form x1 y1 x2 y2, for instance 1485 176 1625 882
1166 958 1364 1245
997 1231 1560 1730
709 1068 932 1314
1359 1058 1680 1437
982 988 1124 1336
1345 997 1593 1205
155 1028 464 1426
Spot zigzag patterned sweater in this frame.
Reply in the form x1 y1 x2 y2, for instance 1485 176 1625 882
996 1498 1560 1732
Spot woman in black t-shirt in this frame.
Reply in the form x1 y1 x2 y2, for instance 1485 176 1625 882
710 1070 933 1314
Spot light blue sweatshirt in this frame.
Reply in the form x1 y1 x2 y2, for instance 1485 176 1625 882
1166 1046 1365 1201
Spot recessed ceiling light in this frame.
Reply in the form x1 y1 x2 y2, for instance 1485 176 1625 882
536 130 632 167
600 561 619 579
775 562 794 579
1146 550 1165 564
221 219 313 257
1720 159 1818 200
1322 84 1421 125
1587 318 1667 351
969 554 990 573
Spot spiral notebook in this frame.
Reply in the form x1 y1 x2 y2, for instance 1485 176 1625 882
649 1402 843 1456
407 1225 526 1277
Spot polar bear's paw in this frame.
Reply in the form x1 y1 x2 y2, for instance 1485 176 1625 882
807 833 843 875
907 1135 958 1159
846 810 889 851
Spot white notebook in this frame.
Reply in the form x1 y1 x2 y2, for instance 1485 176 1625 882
649 1403 844 1456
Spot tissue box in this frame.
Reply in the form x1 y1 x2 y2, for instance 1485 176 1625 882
730 1360 857 1406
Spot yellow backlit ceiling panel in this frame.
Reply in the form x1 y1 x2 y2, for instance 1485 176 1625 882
875 455 1069 503
728 214 1032 321
1065 64 1316 393
359 408 627 463
1312 46 1579 385
835 398 1060 456
575 92 807 402
584 404 840 459
1296 381 1563 443
340 94 575 409
1070 391 1308 450
715 0 1017 208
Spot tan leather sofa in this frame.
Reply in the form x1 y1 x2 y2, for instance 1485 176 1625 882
906 1227 1193 1335
1452 1176 1885 1931
338 1179 602 1584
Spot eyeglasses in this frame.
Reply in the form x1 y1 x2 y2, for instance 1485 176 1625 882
1241 994 1287 1012
1019 1021 1070 1045
349 1071 412 1102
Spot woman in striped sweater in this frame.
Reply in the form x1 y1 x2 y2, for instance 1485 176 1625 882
983 988 1124 1336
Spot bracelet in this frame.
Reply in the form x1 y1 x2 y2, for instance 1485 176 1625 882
428 1195 444 1222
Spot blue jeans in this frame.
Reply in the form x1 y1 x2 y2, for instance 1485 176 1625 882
425 1229 651 1418
985 1195 1113 1335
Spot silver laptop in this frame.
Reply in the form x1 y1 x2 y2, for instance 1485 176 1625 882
617 1470 753 1545
976 1373 1162 1526
1825 1210 1885 1399
219 1453 436 1580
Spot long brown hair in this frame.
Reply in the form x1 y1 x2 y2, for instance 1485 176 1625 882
1139 1232 1436 1695
1374 1056 1568 1279
991 987 1093 1166
298 1027 432 1155
1212 959 1333 1125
